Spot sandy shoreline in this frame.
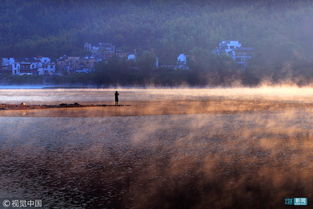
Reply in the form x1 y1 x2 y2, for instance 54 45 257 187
0 98 312 117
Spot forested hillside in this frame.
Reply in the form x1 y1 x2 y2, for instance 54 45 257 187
2 0 313 86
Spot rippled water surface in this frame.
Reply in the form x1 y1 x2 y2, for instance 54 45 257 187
1 88 313 209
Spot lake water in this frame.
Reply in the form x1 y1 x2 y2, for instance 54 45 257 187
1 88 313 208
1 87 313 104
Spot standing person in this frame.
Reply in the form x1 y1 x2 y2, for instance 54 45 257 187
115 91 119 106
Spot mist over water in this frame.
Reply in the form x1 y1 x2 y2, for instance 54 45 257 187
0 88 312 208
1 111 313 208
1 87 313 105
2 0 313 207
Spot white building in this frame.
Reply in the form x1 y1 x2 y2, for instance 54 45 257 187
38 63 56 75
217 40 242 55
177 54 187 65
8 57 56 76
175 53 189 70
215 40 253 66
127 54 136 61
11 63 20 75
1 58 16 74
2 58 15 66
157 54 190 70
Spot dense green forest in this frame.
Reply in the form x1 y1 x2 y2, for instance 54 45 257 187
2 0 313 86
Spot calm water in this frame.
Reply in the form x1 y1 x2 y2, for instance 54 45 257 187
1 110 313 209
1 87 313 104
1 88 313 208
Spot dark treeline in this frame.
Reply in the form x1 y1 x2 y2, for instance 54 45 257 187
90 55 243 87
2 0 313 86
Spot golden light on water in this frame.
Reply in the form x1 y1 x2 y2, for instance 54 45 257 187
135 86 313 99
0 87 313 208
0 86 313 104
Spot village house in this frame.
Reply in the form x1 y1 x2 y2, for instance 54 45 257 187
127 54 136 61
231 47 253 65
1 57 56 75
84 42 116 61
115 47 130 59
56 56 80 73
175 53 190 70
76 56 97 73
1 58 15 74
2 42 196 76
56 56 96 73
18 58 37 75
37 63 56 75
21 57 55 75
11 62 20 75
84 42 135 61
215 40 253 66
216 40 242 55
101 43 116 60
34 57 56 75
157 53 190 70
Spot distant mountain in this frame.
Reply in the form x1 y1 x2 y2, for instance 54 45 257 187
1 0 313 69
